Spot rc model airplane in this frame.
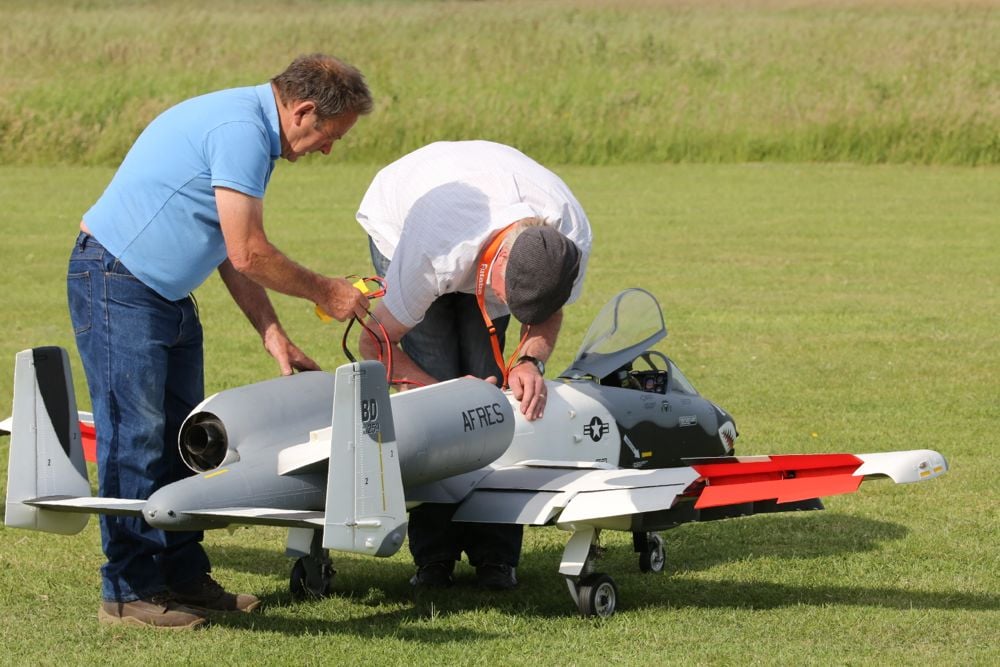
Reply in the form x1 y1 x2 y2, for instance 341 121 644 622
3 288 948 617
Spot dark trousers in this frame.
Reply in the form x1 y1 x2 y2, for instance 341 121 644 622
370 239 523 567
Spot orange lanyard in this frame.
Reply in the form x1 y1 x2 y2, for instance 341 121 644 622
475 222 527 388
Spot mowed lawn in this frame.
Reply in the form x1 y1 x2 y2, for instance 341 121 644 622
0 163 996 665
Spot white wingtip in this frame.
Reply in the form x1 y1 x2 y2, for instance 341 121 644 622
854 449 948 484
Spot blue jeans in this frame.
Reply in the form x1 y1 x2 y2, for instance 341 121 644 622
67 232 210 602
370 239 523 567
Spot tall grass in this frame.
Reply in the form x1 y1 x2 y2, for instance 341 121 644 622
1 0 997 166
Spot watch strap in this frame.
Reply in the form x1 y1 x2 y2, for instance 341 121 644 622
515 355 545 375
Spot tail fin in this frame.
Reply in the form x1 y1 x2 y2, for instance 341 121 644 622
322 360 406 557
5 347 91 534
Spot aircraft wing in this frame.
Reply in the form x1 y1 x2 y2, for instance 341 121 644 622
451 449 948 530
686 449 947 509
452 463 702 528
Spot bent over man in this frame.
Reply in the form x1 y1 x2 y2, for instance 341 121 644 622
355 140 592 590
69 54 372 629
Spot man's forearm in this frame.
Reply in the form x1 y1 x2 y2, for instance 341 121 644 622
358 330 438 387
218 259 281 337
215 187 366 322
518 309 563 362
231 239 331 304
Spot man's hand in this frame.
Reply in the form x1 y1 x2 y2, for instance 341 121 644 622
508 361 546 421
263 324 321 376
318 278 369 321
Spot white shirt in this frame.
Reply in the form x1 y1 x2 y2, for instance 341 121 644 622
356 141 592 328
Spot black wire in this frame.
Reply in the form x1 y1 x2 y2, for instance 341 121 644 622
340 310 393 383
341 317 358 363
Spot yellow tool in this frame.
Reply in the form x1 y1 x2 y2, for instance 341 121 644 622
315 279 371 322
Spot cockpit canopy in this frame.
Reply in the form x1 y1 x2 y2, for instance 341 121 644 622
559 288 666 381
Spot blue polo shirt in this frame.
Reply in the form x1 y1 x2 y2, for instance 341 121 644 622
84 83 282 301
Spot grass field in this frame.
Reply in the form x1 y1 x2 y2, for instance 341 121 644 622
1 162 997 664
1 0 997 663
1 0 998 166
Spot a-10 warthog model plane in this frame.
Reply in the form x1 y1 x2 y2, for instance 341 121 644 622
4 288 947 617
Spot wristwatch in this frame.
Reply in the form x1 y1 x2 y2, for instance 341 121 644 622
515 355 545 376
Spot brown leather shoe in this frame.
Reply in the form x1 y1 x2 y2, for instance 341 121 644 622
170 575 261 613
99 596 206 629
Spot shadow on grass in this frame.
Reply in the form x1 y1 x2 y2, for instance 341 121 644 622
207 602 503 640
198 512 996 634
660 511 911 572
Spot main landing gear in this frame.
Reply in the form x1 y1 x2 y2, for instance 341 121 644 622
574 572 619 618
289 529 336 598
560 528 666 617
560 527 618 618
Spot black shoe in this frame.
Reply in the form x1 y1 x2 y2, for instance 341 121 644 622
409 561 454 588
476 564 517 590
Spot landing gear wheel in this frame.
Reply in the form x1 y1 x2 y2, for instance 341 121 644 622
576 573 618 618
638 533 665 574
290 556 334 598
290 530 336 599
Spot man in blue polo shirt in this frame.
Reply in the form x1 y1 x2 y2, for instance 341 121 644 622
68 53 373 629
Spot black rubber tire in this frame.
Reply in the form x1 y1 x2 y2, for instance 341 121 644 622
577 573 618 618
289 558 308 598
289 557 333 598
638 533 666 574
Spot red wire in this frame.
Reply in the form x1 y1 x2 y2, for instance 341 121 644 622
364 309 425 389
338 279 425 390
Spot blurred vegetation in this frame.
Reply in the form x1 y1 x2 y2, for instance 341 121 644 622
1 0 997 166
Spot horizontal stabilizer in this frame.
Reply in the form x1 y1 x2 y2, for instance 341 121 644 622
183 507 324 529
24 495 145 516
21 497 326 530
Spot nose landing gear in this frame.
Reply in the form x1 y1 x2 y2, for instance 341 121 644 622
635 531 666 574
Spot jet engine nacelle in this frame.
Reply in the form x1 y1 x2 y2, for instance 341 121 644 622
178 371 517 487
179 371 336 472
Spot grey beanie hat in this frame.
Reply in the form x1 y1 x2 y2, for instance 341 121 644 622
505 226 581 324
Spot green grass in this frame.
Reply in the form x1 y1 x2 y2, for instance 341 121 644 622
1 162 997 664
0 1 997 661
1 0 998 166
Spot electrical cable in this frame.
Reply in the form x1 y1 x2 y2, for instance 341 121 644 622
318 276 425 389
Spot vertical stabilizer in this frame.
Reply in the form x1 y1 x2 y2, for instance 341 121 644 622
5 347 91 534
323 361 406 557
